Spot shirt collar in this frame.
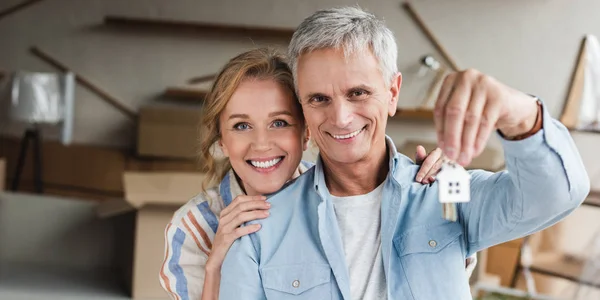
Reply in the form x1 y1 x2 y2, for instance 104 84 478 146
313 135 400 196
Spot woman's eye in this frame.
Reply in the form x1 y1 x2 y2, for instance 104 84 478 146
233 123 250 130
272 120 289 128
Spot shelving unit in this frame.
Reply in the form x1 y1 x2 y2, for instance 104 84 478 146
104 15 295 40
510 190 600 290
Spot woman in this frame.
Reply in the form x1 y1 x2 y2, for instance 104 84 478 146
159 48 447 300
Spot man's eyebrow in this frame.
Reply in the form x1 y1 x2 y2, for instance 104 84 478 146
227 113 249 120
268 110 294 117
347 84 373 92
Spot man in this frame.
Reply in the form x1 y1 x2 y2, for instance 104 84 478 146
219 7 590 300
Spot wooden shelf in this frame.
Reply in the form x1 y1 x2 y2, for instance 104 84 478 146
393 108 434 120
165 86 209 100
584 190 600 208
104 15 295 40
529 252 600 288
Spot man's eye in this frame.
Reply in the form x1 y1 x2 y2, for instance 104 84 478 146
272 120 289 128
310 96 328 103
350 90 368 97
234 123 250 130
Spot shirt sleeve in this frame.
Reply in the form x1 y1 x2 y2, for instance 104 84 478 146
461 101 590 255
219 234 266 300
159 219 212 300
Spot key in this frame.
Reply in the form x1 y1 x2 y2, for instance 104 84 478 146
436 160 471 222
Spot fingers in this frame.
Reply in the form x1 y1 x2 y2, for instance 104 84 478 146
457 81 486 166
414 145 427 165
220 195 267 221
442 73 472 161
233 224 262 239
434 73 457 150
473 98 502 157
220 210 270 233
422 154 445 184
415 147 442 182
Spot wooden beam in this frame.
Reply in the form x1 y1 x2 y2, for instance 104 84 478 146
560 36 588 129
402 1 460 71
29 46 137 121
104 15 295 40
394 107 434 120
0 0 45 21
188 74 217 84
165 86 209 100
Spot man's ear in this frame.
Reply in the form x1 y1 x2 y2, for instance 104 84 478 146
218 139 229 157
302 127 311 151
388 72 402 117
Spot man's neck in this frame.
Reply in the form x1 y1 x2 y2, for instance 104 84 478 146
322 142 389 197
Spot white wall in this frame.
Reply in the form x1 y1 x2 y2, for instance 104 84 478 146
2 0 600 190
1 0 594 146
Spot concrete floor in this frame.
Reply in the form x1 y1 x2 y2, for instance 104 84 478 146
0 263 131 300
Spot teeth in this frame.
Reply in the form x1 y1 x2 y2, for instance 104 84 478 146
250 158 282 168
332 128 363 139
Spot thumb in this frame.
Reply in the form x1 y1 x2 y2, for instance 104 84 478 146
414 145 427 164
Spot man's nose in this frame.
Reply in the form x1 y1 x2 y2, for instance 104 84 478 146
330 99 353 129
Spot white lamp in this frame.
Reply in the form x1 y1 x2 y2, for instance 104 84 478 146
2 71 75 193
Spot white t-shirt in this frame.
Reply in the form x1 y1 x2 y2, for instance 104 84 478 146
330 183 387 300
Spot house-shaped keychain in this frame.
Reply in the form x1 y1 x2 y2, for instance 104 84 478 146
437 161 471 204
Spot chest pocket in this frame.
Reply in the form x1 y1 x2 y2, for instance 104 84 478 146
393 222 471 300
261 263 332 299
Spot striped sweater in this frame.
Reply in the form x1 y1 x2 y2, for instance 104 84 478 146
159 163 311 300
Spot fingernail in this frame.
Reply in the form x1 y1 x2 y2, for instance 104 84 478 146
416 175 423 182
445 147 456 159
429 176 435 182
265 202 271 207
458 152 469 165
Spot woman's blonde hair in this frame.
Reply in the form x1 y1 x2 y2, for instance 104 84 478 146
198 48 302 192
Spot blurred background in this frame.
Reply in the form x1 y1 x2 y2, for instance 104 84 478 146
1 0 600 299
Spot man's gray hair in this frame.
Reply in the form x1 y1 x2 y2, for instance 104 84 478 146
288 6 398 90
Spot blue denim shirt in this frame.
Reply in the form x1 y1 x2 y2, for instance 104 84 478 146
219 102 590 300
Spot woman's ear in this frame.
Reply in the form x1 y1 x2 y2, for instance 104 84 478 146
302 127 311 151
218 138 229 157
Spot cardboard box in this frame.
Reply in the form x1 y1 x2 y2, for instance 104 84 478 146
97 171 207 299
137 103 202 159
0 136 127 198
0 157 5 190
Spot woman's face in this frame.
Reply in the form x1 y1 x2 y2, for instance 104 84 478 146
219 79 308 196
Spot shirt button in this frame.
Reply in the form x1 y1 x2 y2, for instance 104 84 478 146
292 280 300 288
429 240 437 248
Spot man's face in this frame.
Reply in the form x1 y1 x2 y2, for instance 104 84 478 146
296 47 401 166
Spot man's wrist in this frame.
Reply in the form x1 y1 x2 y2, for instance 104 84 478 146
498 98 543 140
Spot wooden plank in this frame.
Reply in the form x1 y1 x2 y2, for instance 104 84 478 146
104 15 295 40
394 108 434 120
164 86 209 100
584 190 600 207
0 0 44 21
529 252 600 288
188 74 217 84
402 2 460 71
560 36 588 129
29 46 137 121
